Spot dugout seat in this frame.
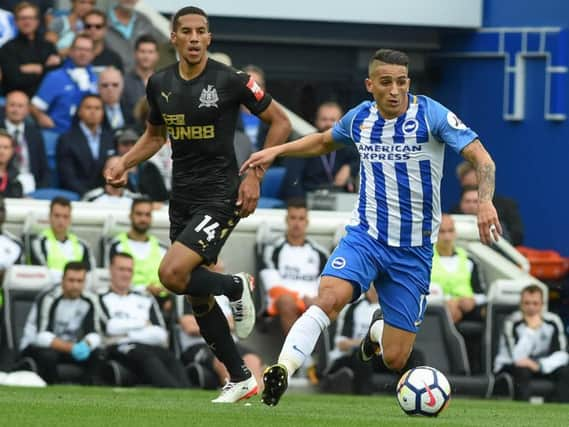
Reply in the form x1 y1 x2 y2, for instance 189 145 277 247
22 211 97 277
485 279 555 399
252 222 332 376
1 265 86 382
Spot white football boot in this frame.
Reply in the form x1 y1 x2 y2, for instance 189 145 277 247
211 375 259 403
229 273 256 339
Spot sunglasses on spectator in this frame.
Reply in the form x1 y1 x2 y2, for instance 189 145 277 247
85 23 104 29
101 83 120 88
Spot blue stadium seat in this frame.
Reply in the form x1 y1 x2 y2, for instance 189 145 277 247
27 188 80 201
259 166 286 209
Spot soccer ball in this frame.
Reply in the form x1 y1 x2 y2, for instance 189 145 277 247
396 366 451 417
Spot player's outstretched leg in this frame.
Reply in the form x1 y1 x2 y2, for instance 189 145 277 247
230 272 256 339
212 376 259 403
359 308 384 362
261 364 288 406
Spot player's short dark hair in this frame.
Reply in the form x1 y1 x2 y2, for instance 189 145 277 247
370 49 409 67
130 196 153 213
50 196 71 212
135 34 158 50
63 261 88 277
111 251 134 264
460 185 478 198
521 284 543 299
172 6 208 31
287 198 307 210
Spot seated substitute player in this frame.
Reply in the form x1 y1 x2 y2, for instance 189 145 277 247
494 284 569 402
99 252 190 388
19 261 102 385
104 6 291 402
241 48 501 406
30 196 93 281
108 197 170 313
259 198 329 335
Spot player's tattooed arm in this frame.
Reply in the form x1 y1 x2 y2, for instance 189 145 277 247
461 139 501 244
461 139 495 203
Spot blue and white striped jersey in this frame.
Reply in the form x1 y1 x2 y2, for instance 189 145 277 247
332 94 477 247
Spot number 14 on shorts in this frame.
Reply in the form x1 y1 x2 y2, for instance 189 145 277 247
194 215 220 241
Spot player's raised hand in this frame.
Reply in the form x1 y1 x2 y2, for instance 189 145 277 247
239 146 280 176
104 156 128 188
236 173 260 218
477 201 502 245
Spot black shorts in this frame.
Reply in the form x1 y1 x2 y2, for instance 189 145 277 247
169 200 241 265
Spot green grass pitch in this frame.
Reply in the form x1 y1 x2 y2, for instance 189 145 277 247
1 386 567 426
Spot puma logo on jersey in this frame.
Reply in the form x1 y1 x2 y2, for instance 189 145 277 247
161 91 172 103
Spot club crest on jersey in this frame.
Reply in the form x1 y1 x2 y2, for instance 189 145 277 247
199 85 219 108
402 118 419 135
331 257 346 269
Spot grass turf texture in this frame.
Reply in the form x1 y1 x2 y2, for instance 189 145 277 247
1 386 566 426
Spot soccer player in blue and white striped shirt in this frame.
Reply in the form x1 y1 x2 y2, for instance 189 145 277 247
242 48 501 406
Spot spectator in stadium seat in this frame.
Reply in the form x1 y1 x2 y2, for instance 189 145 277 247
494 284 569 402
1 91 50 192
107 197 170 312
30 196 92 278
56 94 116 196
0 196 24 308
122 35 159 125
30 33 98 134
0 2 61 98
454 160 523 246
47 0 95 56
259 198 329 335
98 67 131 131
0 130 24 198
82 156 142 207
113 127 169 202
99 252 190 388
282 101 359 199
84 9 124 75
105 0 166 72
431 214 486 324
18 261 103 385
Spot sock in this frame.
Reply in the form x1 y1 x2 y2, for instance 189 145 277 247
185 267 242 300
194 301 251 382
370 318 384 354
278 305 330 376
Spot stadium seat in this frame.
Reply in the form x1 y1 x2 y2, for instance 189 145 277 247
27 188 80 202
258 166 286 209
485 279 555 398
40 130 60 187
0 265 82 380
252 222 331 373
